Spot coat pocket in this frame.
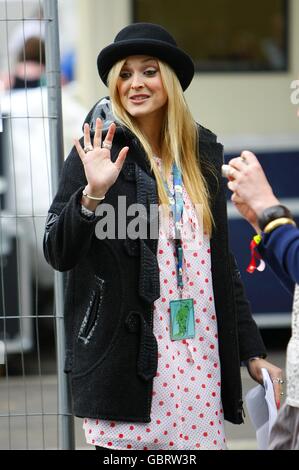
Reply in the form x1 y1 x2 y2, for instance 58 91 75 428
78 276 105 345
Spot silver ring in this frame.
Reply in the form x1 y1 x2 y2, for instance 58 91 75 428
84 145 93 154
102 141 112 150
272 378 284 384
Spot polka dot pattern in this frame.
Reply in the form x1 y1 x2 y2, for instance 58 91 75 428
83 157 226 450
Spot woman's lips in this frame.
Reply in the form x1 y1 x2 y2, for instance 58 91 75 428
129 94 150 103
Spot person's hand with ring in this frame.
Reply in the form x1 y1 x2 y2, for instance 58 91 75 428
223 151 280 232
246 357 284 409
74 118 129 210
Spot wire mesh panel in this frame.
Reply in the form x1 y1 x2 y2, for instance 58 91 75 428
0 0 73 450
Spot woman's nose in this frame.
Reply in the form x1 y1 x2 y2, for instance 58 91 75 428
131 72 144 89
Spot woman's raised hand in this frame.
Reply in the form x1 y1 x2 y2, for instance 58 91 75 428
74 118 129 200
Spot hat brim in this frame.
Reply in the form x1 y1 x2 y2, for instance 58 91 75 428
97 38 194 91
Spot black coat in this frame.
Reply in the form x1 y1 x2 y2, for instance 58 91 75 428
44 109 266 425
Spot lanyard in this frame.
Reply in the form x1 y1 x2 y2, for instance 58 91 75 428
162 162 196 343
162 163 184 290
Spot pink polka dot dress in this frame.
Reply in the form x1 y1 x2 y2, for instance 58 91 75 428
83 157 227 450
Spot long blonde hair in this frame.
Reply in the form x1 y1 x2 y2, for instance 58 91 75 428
107 58 214 236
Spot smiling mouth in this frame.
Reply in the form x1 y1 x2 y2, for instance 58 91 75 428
129 95 150 102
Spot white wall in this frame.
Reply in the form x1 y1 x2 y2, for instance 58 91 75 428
75 0 131 109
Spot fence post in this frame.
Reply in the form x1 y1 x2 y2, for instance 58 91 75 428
43 0 75 450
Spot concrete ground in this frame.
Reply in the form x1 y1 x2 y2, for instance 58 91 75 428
0 347 286 450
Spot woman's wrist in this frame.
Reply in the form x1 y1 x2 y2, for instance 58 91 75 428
84 184 107 199
251 195 280 217
80 197 98 212
252 223 261 234
81 185 106 211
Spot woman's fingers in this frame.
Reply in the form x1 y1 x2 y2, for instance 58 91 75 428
227 180 237 192
78 121 117 157
231 192 243 204
102 122 116 149
93 118 103 148
114 146 129 172
240 150 257 163
83 123 93 151
271 375 284 410
265 363 284 409
272 382 282 409
229 151 257 171
74 138 86 161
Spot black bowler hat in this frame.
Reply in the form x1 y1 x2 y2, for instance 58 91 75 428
97 23 195 91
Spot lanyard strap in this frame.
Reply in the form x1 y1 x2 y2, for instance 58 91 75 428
162 163 184 289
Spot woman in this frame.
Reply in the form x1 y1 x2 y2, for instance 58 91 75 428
44 23 281 450
226 150 299 449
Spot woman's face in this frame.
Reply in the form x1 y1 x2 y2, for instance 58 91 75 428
117 55 168 122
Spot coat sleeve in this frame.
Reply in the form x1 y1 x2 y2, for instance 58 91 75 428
258 224 299 292
43 144 99 272
230 254 267 362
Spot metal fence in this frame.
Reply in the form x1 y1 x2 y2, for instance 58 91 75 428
0 0 74 449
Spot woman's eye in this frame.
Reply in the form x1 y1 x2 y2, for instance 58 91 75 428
119 71 131 79
144 69 157 76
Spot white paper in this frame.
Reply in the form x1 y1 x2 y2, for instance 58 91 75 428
245 368 278 449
